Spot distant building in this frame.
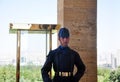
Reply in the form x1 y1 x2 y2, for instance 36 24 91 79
111 54 117 69
0 60 12 65
110 50 120 68
116 50 120 67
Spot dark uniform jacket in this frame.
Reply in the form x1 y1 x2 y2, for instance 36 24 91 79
41 46 85 82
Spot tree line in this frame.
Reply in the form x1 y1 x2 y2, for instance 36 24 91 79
0 64 120 82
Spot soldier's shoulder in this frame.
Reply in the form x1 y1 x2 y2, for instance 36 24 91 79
69 48 77 53
69 48 79 55
49 48 59 55
51 47 59 52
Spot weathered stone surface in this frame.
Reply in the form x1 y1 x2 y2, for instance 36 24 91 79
57 0 97 82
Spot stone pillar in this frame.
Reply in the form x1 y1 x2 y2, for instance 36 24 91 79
57 0 97 82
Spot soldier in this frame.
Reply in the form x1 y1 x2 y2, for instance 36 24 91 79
41 27 85 82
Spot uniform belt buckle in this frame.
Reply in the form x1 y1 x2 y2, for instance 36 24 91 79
59 72 70 77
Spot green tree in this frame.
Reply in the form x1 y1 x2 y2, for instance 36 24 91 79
109 68 120 82
98 67 111 82
0 65 16 82
0 65 43 82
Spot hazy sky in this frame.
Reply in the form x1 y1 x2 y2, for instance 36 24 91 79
97 0 120 55
0 0 120 60
0 0 57 60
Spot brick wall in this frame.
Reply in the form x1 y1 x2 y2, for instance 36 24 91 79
57 0 97 82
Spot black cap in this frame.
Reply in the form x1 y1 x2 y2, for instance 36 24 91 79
58 27 70 38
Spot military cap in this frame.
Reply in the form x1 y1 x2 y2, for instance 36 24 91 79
58 27 70 38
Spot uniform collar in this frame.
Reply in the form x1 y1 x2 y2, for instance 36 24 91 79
59 45 69 50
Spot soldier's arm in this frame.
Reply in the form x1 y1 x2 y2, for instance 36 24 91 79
41 51 53 82
74 52 86 82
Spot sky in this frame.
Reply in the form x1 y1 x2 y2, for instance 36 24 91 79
0 0 57 60
0 0 120 63
97 0 120 55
